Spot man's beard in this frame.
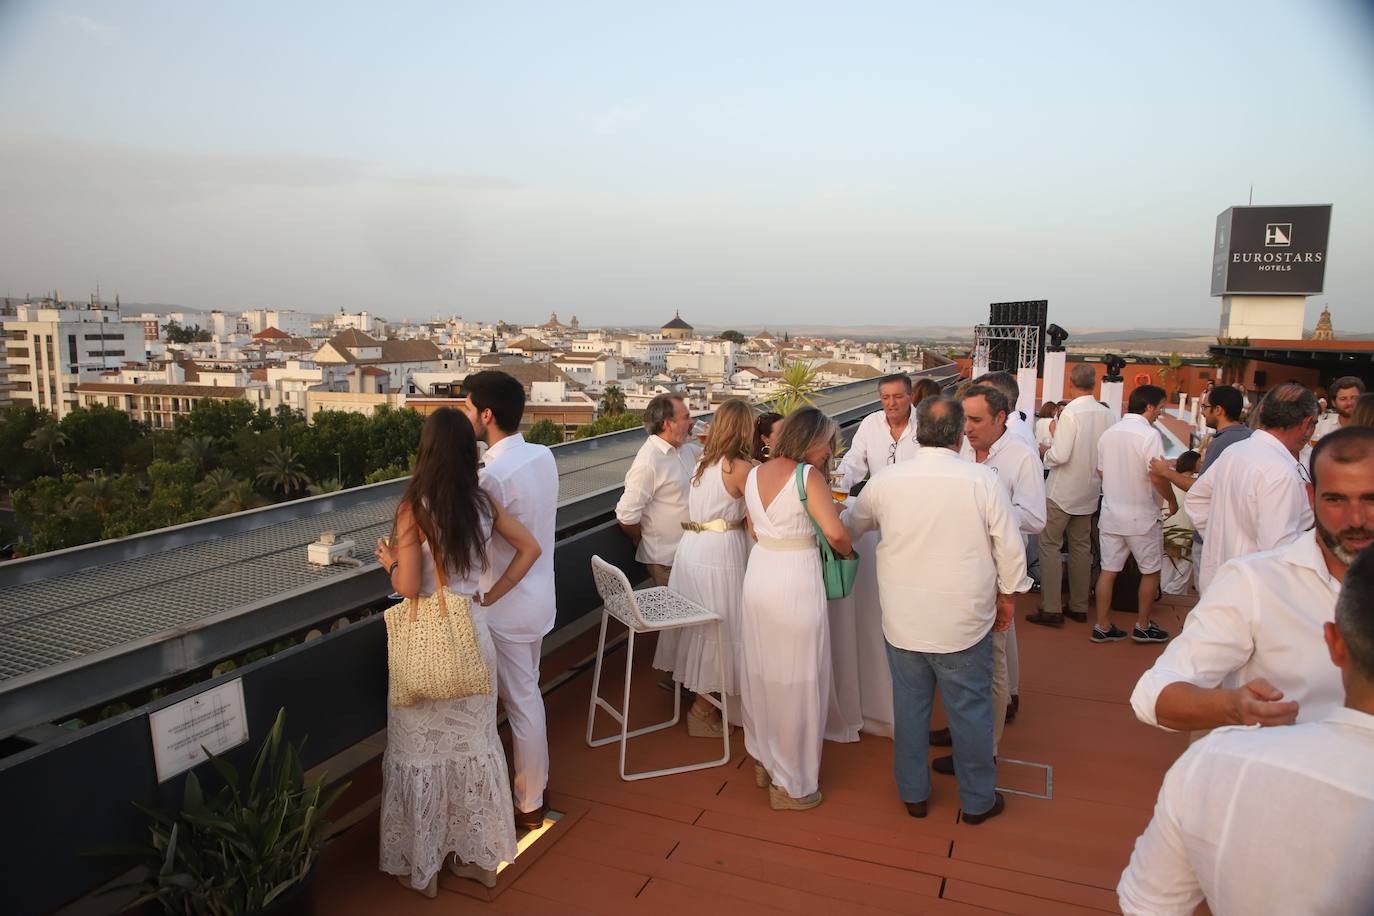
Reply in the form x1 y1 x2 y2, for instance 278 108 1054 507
1316 517 1374 566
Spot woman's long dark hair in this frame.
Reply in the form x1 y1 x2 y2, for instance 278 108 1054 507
753 411 783 460
396 408 491 581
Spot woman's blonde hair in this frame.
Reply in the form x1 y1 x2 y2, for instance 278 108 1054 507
694 398 755 484
770 406 838 463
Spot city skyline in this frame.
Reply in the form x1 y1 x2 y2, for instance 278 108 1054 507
2 1 1372 328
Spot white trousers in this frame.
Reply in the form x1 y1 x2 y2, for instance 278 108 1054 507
491 634 548 814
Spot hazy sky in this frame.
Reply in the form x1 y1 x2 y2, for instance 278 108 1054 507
2 1 1372 330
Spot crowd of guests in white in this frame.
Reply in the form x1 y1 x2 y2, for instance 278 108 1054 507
371 364 1374 914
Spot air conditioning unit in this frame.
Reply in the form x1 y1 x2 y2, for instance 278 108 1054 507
307 531 356 566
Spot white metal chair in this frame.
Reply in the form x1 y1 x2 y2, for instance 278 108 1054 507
585 555 730 780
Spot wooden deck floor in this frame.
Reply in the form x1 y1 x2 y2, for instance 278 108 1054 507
316 593 1193 914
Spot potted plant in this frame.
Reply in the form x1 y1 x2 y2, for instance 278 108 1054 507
108 709 348 915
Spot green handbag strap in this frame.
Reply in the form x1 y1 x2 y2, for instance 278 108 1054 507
794 463 838 563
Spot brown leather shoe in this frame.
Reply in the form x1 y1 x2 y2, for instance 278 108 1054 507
929 727 952 747
1006 695 1019 723
514 804 548 830
961 792 1006 825
905 800 928 818
1063 609 1088 623
1025 610 1065 628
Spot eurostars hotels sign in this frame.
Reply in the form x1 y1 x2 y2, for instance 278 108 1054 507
1210 204 1332 297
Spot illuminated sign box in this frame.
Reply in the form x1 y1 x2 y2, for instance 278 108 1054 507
1210 204 1332 296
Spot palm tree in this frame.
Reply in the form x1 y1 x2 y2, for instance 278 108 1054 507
255 445 311 498
177 435 217 472
195 468 240 501
599 385 626 417
214 480 268 514
24 423 69 472
1157 352 1185 402
769 360 821 415
307 478 342 496
66 472 120 516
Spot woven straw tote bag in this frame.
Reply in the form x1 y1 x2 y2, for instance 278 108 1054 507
384 559 492 707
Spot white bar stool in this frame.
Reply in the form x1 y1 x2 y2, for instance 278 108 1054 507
585 555 730 780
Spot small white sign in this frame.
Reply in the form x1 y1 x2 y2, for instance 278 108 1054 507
149 678 250 783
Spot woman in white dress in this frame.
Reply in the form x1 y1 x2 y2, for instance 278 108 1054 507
653 399 756 735
375 408 542 897
740 407 853 810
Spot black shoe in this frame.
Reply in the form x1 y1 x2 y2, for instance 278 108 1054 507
1091 624 1128 643
1005 695 1019 723
929 728 952 747
514 804 548 830
931 755 955 775
961 792 1006 826
1063 609 1088 623
905 800 928 819
1132 622 1171 643
1025 610 1064 628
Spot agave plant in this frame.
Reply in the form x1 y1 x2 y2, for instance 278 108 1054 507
107 709 348 915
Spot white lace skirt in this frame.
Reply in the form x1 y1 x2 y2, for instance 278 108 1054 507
379 607 518 889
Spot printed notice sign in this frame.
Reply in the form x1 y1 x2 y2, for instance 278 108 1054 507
149 678 250 783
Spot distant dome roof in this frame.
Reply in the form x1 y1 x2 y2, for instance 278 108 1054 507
662 311 693 330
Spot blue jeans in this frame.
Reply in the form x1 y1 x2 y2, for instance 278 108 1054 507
885 632 996 814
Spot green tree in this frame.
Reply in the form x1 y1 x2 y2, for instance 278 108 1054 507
573 413 642 439
58 405 145 475
13 475 101 554
364 459 412 484
66 472 121 517
598 385 626 417
256 445 311 497
176 399 258 443
364 407 424 480
718 330 746 344
164 321 212 344
23 422 69 474
526 419 564 445
177 434 218 473
0 404 52 485
769 361 821 415
1158 352 1185 400
195 468 241 504
214 480 268 514
307 478 342 496
146 458 204 527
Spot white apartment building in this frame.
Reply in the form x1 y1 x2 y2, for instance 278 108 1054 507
331 310 387 336
552 353 619 391
666 339 736 381
3 305 145 419
619 338 675 373
238 308 312 338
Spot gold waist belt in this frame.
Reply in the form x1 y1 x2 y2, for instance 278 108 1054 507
755 535 815 551
681 518 745 533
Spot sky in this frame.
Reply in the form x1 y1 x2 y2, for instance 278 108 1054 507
1 1 1372 331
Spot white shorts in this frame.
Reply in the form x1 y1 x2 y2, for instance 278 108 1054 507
1100 524 1163 575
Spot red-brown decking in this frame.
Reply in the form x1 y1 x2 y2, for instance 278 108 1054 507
316 593 1194 914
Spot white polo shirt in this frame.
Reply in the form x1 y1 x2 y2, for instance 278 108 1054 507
960 429 1047 537
1118 708 1374 916
615 434 698 566
1130 530 1342 730
1184 428 1312 593
1096 413 1166 536
478 433 560 643
1043 395 1114 516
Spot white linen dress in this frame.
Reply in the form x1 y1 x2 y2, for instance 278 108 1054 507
653 460 751 703
739 464 831 799
379 527 518 891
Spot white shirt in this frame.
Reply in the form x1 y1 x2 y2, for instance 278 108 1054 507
960 429 1047 537
1118 708 1374 916
478 433 559 643
1034 416 1055 450
1311 410 1342 444
1184 428 1312 594
1005 410 1039 453
615 434 698 566
845 447 1031 654
1096 413 1166 536
1043 395 1114 515
1130 530 1342 730
835 405 920 492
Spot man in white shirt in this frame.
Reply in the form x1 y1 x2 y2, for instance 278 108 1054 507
616 393 696 587
1118 542 1374 916
1029 363 1114 627
1092 384 1176 645
971 371 1039 453
1131 426 1374 732
834 373 920 491
1312 375 1366 445
1185 382 1318 594
461 371 561 827
846 396 1031 825
926 384 1045 777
